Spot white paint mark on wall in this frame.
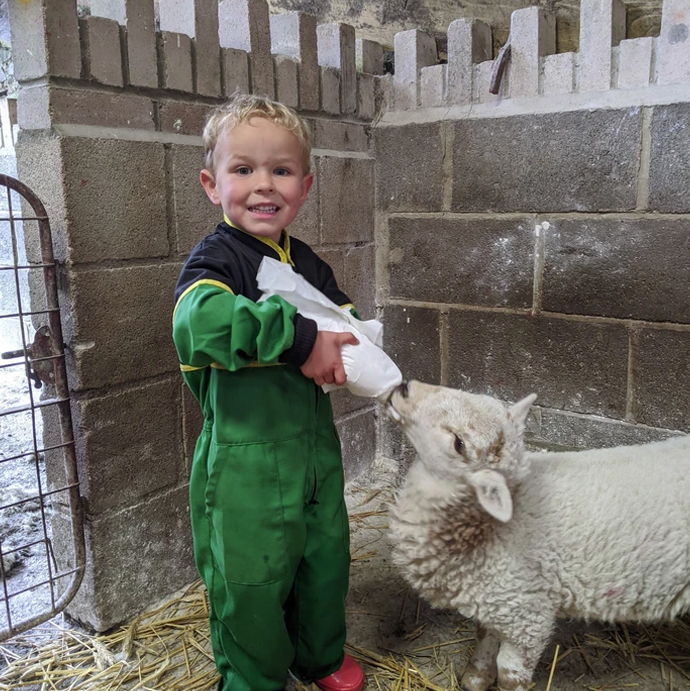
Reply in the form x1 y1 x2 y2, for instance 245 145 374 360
73 341 96 351
535 220 551 235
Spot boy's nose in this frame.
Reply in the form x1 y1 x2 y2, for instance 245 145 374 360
254 171 274 191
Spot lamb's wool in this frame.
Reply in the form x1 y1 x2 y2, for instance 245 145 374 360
387 381 690 691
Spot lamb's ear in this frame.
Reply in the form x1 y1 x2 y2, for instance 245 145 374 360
507 393 537 429
469 470 513 522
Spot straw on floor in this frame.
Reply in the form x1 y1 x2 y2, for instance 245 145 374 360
0 578 454 691
1 488 689 691
0 580 218 691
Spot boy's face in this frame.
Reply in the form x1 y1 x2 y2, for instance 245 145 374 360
200 117 313 243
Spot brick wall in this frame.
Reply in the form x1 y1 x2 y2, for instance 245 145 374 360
8 0 382 631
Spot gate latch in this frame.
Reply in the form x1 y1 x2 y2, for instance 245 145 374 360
0 325 56 389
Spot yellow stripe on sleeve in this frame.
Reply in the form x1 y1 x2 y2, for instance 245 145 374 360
173 279 235 322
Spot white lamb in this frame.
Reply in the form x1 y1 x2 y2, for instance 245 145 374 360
386 380 690 691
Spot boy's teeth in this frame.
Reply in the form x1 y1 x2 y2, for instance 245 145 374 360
252 205 278 212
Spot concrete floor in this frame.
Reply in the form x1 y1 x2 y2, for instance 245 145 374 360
344 457 690 691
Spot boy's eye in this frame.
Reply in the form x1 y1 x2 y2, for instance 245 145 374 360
235 166 251 175
274 167 290 176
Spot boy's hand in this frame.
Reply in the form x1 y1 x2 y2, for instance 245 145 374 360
300 331 359 387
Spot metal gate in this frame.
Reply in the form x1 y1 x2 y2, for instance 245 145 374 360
0 173 85 641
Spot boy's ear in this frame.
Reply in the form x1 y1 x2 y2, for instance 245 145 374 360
300 172 314 203
200 169 221 206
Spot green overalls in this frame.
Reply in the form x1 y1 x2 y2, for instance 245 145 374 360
172 221 355 691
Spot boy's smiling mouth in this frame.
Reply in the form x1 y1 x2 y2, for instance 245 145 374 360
249 205 279 214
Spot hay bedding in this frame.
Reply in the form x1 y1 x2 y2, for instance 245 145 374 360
0 580 219 691
1 471 690 691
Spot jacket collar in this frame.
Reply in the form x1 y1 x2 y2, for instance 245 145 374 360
222 216 294 266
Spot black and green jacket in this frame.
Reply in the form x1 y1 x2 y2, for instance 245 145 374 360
173 221 355 407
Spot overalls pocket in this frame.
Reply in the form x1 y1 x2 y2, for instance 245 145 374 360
205 438 292 585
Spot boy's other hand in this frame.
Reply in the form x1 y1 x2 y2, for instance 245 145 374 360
300 331 359 387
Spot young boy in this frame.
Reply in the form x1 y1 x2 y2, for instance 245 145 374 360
172 94 365 691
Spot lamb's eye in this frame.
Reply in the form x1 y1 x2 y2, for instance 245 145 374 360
454 434 464 455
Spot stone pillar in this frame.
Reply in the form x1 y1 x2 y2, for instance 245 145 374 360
578 0 626 93
219 0 274 98
509 7 556 98
356 39 385 75
124 0 158 89
542 53 575 95
317 23 357 115
271 12 320 111
13 133 199 632
80 16 125 87
89 0 159 89
159 0 221 96
657 0 690 85
8 0 81 81
447 19 491 106
420 64 447 107
393 29 437 110
617 37 653 89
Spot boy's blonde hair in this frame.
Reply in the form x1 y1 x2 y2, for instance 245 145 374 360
203 93 312 174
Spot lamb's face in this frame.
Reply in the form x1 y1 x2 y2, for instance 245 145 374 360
387 381 536 485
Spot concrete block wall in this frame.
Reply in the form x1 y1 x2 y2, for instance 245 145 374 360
8 0 690 630
375 0 690 460
376 0 690 463
377 100 690 462
8 0 379 631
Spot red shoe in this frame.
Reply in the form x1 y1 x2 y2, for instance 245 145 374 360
315 654 364 691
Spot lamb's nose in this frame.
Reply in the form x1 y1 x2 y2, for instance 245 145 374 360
397 381 409 398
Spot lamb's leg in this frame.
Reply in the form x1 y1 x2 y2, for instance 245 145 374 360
460 625 499 691
495 635 548 691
